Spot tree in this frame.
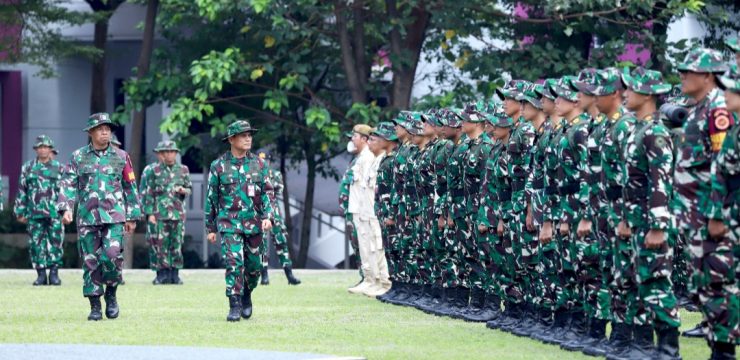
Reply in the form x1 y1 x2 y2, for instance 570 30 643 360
85 0 126 114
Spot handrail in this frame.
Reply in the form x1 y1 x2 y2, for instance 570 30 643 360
278 195 344 234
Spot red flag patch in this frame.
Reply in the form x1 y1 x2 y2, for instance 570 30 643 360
123 156 136 182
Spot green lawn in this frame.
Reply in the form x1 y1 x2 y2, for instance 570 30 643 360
0 269 709 359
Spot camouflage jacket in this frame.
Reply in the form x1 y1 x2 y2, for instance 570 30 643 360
527 120 554 226
205 151 273 235
622 113 674 231
709 122 740 220
555 113 590 224
391 142 416 221
675 88 734 228
375 150 396 222
339 157 357 217
478 141 508 227
57 144 142 226
447 135 471 219
431 138 455 217
463 133 494 216
599 107 637 225
585 113 608 220
508 118 535 213
542 119 565 223
414 139 438 218
14 159 63 219
140 162 192 220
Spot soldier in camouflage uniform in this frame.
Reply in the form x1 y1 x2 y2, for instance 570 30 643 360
57 113 141 321
674 48 738 355
139 144 165 284
14 135 64 286
140 141 192 286
726 37 740 68
404 113 430 303
610 67 682 360
205 120 273 322
373 122 401 302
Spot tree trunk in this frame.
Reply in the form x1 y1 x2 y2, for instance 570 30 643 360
334 1 367 104
90 20 109 114
385 0 430 109
128 0 159 173
649 2 669 73
279 148 294 264
296 147 316 268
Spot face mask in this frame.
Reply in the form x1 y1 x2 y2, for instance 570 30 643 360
347 141 357 153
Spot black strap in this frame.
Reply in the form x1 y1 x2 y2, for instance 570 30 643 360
558 183 578 196
605 186 622 201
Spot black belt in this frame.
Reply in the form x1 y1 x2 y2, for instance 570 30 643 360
545 185 558 196
451 188 465 198
605 186 622 201
558 183 578 196
511 179 525 192
496 190 512 201
532 177 545 190
624 187 649 201
728 174 740 194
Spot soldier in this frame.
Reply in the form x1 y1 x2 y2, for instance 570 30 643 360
14 135 64 286
726 37 740 68
110 134 122 149
610 67 682 360
258 153 301 286
373 122 401 302
57 113 141 321
339 130 362 287
674 48 737 356
205 120 273 322
140 142 165 284
140 141 192 285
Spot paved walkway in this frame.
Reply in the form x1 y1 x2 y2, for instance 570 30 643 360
0 344 364 360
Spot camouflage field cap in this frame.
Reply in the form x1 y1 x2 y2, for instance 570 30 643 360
537 79 558 100
569 68 599 95
83 112 116 132
718 72 740 94
491 111 514 128
393 111 423 134
589 67 623 96
421 110 445 127
371 121 399 141
621 67 671 95
550 76 578 102
677 48 728 74
497 80 529 101
222 120 258 141
155 140 180 152
407 112 426 135
111 134 122 147
726 37 740 53
440 108 464 128
461 101 488 123
519 83 543 109
33 134 55 149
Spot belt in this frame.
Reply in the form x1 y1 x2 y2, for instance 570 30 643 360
728 174 740 194
624 187 649 202
605 186 622 201
532 177 545 190
558 183 578 196
511 179 525 192
496 190 512 201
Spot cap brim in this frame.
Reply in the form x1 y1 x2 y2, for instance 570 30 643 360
83 122 117 132
571 80 596 95
221 129 258 141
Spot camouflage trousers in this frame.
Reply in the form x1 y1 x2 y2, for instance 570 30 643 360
78 224 124 297
536 237 561 311
502 220 525 304
572 219 601 319
345 214 361 278
221 232 263 297
381 223 401 282
453 215 479 290
400 214 419 284
633 226 681 329
556 221 579 311
610 228 645 325
593 216 613 321
439 224 461 289
672 228 690 297
430 222 446 287
262 220 292 268
27 217 64 269
411 212 430 285
688 226 739 344
513 210 538 306
147 220 184 271
478 230 505 297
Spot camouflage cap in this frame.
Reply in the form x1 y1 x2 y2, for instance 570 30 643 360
491 111 514 128
496 80 530 101
621 67 671 95
726 37 740 53
111 134 122 146
569 68 599 95
590 67 623 96
550 76 578 102
718 72 740 94
222 119 258 141
440 108 463 128
392 111 422 134
537 79 558 100
371 121 399 141
519 83 543 109
83 112 116 132
677 48 728 74
33 134 54 149
155 140 180 152
461 101 488 123
421 110 445 127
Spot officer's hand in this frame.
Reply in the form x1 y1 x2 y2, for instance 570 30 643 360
207 232 217 243
124 221 136 234
478 224 488 233
708 219 728 239
262 219 273 231
497 219 504 236
577 218 592 238
447 216 454 228
539 221 553 244
62 211 73 225
148 215 157 225
525 207 535 232
385 219 395 226
437 216 445 230
617 220 632 239
644 229 665 249
17 216 27 224
559 222 570 236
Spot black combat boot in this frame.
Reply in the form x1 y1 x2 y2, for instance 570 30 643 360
48 265 61 286
387 282 409 305
170 268 183 285
581 318 608 357
655 324 681 360
540 309 570 344
430 287 454 316
451 287 470 318
550 310 580 346
499 302 524 333
681 321 705 338
260 266 270 285
103 285 119 319
377 281 396 303
607 324 655 360
603 322 633 360
472 293 501 322
227 296 241 322
283 266 301 285
560 311 590 351
241 288 253 319
33 268 47 286
710 342 736 360
162 269 172 284
152 270 167 285
460 287 485 322
530 308 554 342
413 284 433 310
511 303 537 337
87 296 103 321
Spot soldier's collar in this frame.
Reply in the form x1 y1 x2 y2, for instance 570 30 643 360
609 107 624 122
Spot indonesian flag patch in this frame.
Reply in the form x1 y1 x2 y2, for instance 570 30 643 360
123 156 136 182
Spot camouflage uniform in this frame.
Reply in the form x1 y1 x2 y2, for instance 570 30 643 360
674 49 737 345
140 141 192 271
373 123 400 284
339 156 361 275
205 122 273 298
57 114 142 297
139 160 161 271
413 115 440 287
262 168 293 268
14 135 64 270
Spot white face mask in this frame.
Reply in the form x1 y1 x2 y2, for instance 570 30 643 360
347 141 357 153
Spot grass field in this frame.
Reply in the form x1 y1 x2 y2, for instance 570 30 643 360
0 269 710 359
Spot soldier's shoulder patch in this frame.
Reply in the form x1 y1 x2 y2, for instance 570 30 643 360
122 156 136 183
709 107 732 133
654 136 667 148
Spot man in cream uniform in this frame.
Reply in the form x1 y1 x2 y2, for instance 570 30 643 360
347 124 391 297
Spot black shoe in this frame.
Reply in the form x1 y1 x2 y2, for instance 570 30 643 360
48 266 61 286
581 318 608 357
284 266 301 285
377 282 397 303
471 293 501 322
710 342 736 360
604 322 633 360
241 288 253 319
499 302 524 333
529 308 554 342
429 287 454 316
260 266 270 285
170 268 183 285
607 324 655 360
402 284 424 307
152 270 167 285
227 295 241 322
560 311 590 352
386 283 410 305
655 325 682 360
681 321 706 338
421 286 444 313
511 304 537 337
33 268 48 286
103 286 119 319
450 287 470 318
87 296 103 321
460 287 486 322
487 302 513 330
539 309 569 344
